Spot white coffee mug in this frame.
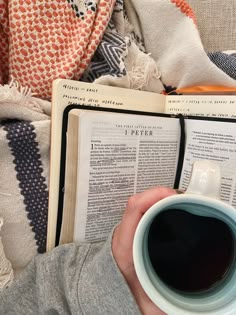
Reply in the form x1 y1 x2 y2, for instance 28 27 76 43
133 160 236 315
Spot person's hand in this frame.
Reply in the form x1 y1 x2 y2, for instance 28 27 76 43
112 186 177 315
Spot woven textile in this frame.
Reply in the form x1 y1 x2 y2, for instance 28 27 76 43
0 218 13 291
208 51 236 80
0 83 51 281
0 0 115 98
188 0 236 52
84 0 236 94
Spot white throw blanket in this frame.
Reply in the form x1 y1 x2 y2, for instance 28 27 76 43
92 0 236 92
0 218 13 290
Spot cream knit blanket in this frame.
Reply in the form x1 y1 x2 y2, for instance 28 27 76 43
0 218 13 290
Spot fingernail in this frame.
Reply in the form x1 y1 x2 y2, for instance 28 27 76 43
175 189 184 194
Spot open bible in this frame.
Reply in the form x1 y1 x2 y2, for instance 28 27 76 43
47 79 236 250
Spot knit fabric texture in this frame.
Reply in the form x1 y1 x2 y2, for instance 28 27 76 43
0 0 115 98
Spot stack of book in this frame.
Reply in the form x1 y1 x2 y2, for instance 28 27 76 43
47 79 236 251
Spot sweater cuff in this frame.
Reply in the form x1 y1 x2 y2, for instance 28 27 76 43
78 230 142 314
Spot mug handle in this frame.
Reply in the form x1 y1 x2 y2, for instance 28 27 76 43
185 160 221 199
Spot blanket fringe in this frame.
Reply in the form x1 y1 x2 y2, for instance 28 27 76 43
127 53 161 90
0 79 45 114
0 218 14 291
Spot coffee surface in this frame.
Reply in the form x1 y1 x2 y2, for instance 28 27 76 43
148 209 234 293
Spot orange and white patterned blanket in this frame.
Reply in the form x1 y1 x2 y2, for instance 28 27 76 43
0 0 115 98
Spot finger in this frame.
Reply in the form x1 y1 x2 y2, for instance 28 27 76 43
119 186 176 245
127 186 177 215
124 186 176 223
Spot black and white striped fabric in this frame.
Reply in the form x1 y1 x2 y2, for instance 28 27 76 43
82 0 145 82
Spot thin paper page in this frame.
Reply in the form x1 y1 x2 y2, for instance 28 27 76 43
73 111 180 242
179 119 236 206
48 80 165 250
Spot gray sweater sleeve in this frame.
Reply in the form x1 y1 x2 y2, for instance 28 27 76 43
0 232 142 314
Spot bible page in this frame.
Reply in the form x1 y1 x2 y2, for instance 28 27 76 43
73 111 180 242
179 119 236 206
48 80 165 250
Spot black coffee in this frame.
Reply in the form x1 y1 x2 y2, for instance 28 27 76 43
148 209 234 293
